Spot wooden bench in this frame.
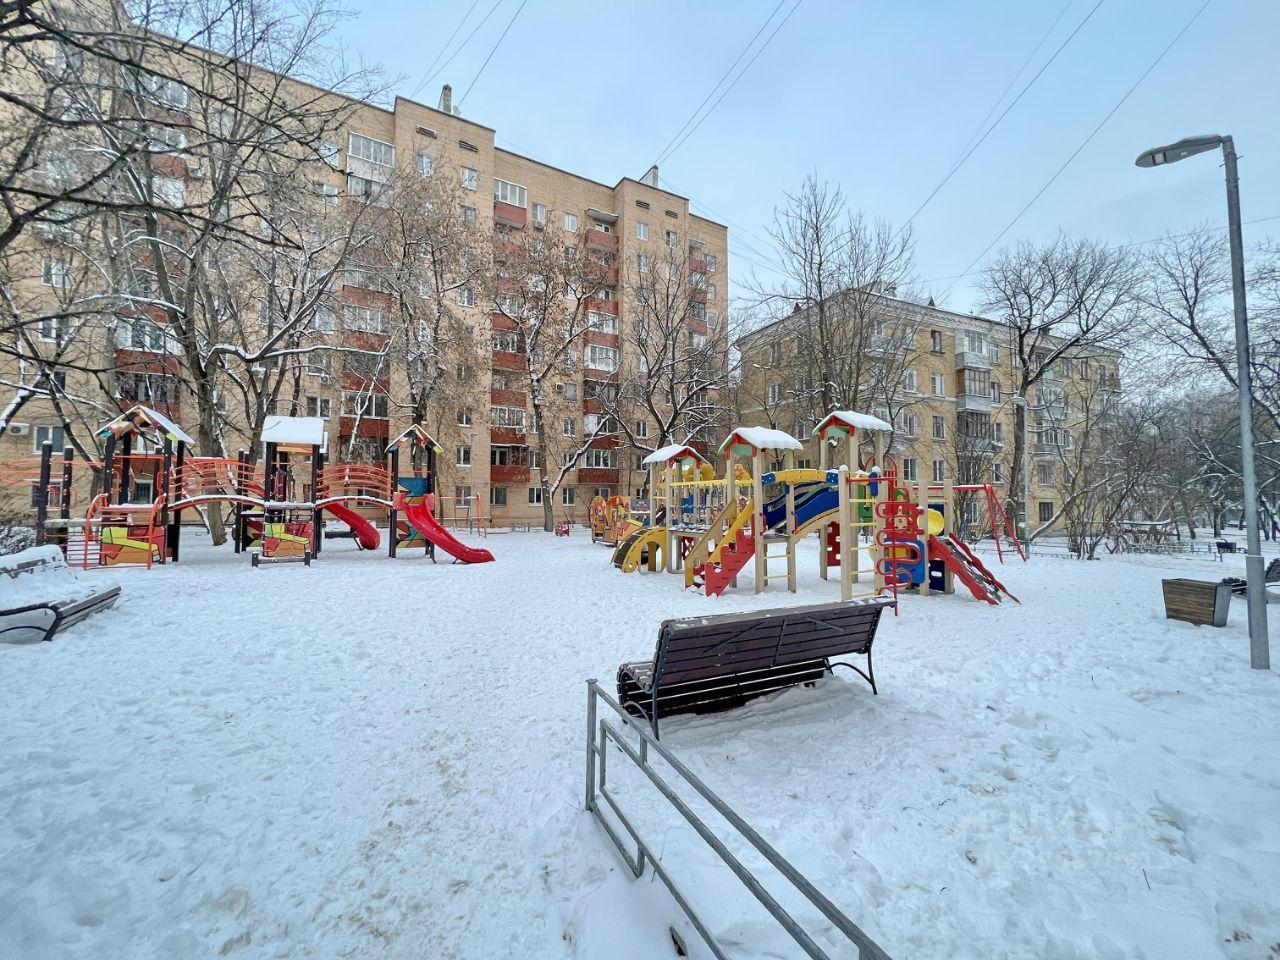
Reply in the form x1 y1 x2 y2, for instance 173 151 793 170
0 547 121 644
1162 578 1231 627
616 597 895 736
1220 556 1280 596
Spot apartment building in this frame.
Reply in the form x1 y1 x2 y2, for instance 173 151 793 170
735 291 1122 534
1 12 728 529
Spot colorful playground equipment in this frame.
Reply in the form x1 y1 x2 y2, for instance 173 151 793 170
609 410 1022 607
23 404 493 570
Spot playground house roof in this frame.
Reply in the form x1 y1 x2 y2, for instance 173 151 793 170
98 405 195 445
717 426 803 455
387 424 443 454
262 416 326 449
642 443 708 468
816 410 893 435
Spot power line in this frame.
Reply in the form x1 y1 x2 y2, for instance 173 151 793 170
940 0 1212 301
658 0 804 166
407 0 482 101
412 0 505 102
899 0 1106 235
458 0 530 106
650 0 788 169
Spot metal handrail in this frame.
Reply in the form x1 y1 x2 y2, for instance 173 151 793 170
585 679 894 960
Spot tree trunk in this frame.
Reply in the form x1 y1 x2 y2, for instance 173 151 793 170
1007 397 1028 541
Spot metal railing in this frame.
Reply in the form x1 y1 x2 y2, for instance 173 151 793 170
584 679 894 960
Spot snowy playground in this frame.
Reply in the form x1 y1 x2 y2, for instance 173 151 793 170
1 530 1278 960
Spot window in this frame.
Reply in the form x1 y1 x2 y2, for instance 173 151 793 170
457 407 473 426
557 382 578 401
490 485 508 507
415 152 434 177
705 254 717 273
493 178 527 206
532 202 546 227
564 212 578 232
307 353 332 377
455 484 472 504
34 425 65 455
527 486 543 505
902 369 918 393
901 457 918 481
584 448 616 469
318 140 339 166
707 283 716 301
931 373 946 396
347 175 390 205
931 330 944 353
897 413 918 438
348 132 395 167
131 319 165 352
635 420 649 439
117 372 179 404
41 256 69 288
1036 462 1054 486
312 181 339 206
990 380 1002 403
591 220 612 234
562 417 577 437
456 444 472 467
636 222 649 241
342 390 389 419
492 330 520 353
562 487 576 506
993 421 1004 444
459 166 478 190
767 382 782 404
491 406 525 429
305 396 331 419
39 315 66 343
310 308 335 333
344 305 388 334
586 344 619 372
457 285 475 307
460 205 477 225
1038 501 1054 523
932 459 946 483
636 253 650 274
932 415 946 440
769 342 782 364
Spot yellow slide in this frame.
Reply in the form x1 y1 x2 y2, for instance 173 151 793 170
616 526 667 573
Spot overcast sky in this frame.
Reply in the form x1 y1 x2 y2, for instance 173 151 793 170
340 0 1279 317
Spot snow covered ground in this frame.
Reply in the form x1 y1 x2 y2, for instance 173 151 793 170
1 531 1278 959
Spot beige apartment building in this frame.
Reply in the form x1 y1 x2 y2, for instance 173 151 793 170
735 292 1122 535
1 14 728 530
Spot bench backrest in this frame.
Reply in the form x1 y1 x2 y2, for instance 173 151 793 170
0 546 69 581
654 597 895 687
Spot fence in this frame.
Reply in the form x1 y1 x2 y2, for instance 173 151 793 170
584 679 894 960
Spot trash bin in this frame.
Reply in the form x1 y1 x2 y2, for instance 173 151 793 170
1162 578 1231 627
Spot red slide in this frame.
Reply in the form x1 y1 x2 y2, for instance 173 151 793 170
394 493 495 564
323 502 381 551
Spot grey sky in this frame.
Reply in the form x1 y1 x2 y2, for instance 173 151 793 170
341 0 1279 316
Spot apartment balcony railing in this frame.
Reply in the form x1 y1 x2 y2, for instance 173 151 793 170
493 200 527 229
490 464 530 483
586 230 619 252
578 467 619 485
585 296 619 316
687 255 708 274
339 415 389 439
955 392 993 414
1034 440 1070 457
954 350 992 371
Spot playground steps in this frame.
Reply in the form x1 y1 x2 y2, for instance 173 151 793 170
62 534 100 568
702 525 755 597
928 534 1019 605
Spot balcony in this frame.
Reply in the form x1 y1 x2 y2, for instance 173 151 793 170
1034 440 1070 458
578 467 619 485
687 255 708 274
954 350 992 371
493 200 527 229
490 427 524 445
491 349 524 371
585 296 619 316
955 392 993 414
490 388 526 406
586 229 619 252
490 463 530 483
339 416 389 440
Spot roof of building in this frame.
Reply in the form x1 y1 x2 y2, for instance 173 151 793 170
641 443 708 468
718 427 803 455
262 416 325 447
98 405 195 445
816 410 893 435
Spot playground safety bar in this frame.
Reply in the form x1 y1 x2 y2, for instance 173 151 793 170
584 679 894 960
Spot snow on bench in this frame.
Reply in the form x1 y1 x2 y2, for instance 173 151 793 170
0 546 121 644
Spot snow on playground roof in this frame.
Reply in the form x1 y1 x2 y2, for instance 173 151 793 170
717 426 803 454
387 424 442 453
817 410 893 434
262 416 325 447
98 405 195 445
641 443 707 467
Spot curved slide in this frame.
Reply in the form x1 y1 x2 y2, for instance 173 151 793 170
393 493 495 564
323 502 381 551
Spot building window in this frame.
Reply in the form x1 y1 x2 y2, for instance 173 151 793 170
635 420 649 439
898 413 918 438
665 229 677 248
41 256 69 288
563 417 577 437
311 180 339 206
344 305 388 334
932 459 946 483
932 415 946 440
636 221 648 241
931 330 944 353
130 318 165 352
493 178 527 207
528 486 543 505
348 132 395 166
306 353 331 378
34 425 65 455
557 382 578 401
902 369 918 393
310 308 335 333
564 212 578 232
705 253 717 273
457 407 473 426
491 406 525 429
562 486 576 506
767 383 782 404
415 152 434 177
1038 501 1054 523
457 285 475 307
586 344 619 372
318 140 339 166
460 205 477 225
490 485 508 507
341 391 389 419
456 444 472 467
532 202 546 227
454 484 472 504
1036 462 1054 486
492 330 520 353
901 457 917 481
588 310 617 334
459 166 478 190
931 373 945 396
305 396 331 419
584 448 616 469
769 342 782 364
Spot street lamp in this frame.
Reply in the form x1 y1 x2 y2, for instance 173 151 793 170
1136 134 1270 671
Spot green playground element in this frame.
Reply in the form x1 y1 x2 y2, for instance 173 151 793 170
856 485 908 522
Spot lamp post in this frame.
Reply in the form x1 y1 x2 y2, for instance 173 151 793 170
1136 135 1269 671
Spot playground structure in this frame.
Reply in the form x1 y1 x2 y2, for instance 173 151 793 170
18 405 493 570
608 410 1023 606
